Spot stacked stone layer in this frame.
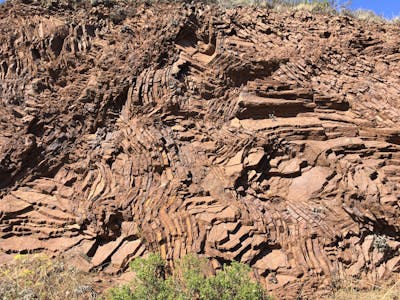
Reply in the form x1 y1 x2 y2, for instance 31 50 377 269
1 2 400 298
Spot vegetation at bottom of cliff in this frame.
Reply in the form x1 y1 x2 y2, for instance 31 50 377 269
107 253 271 300
0 253 97 300
329 275 400 300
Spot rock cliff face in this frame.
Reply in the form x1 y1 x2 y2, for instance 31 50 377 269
1 1 400 298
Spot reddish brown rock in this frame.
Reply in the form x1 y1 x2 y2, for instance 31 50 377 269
1 1 400 299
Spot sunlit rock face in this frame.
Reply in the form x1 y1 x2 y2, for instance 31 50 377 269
1 1 400 299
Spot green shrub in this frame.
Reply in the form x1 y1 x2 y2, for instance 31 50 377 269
107 253 271 300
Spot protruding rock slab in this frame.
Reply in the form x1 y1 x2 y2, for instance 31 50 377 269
0 1 400 299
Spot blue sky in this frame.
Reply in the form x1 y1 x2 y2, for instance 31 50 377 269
347 0 400 19
0 0 399 19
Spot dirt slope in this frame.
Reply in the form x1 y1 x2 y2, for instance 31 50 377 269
1 1 400 298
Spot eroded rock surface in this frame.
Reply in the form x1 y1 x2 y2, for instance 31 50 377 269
1 1 400 298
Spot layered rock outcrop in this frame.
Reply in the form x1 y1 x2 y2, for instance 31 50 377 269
1 1 400 298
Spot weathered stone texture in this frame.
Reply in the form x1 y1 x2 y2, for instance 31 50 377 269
1 1 400 298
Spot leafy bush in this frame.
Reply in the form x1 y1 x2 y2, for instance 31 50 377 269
107 253 271 300
0 254 97 300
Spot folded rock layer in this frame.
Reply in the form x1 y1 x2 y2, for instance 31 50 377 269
1 1 400 299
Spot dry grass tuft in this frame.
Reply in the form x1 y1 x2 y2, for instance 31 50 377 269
269 0 336 14
329 276 400 300
0 253 97 300
215 0 337 13
350 9 386 23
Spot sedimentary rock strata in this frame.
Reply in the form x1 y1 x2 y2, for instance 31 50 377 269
1 1 400 298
